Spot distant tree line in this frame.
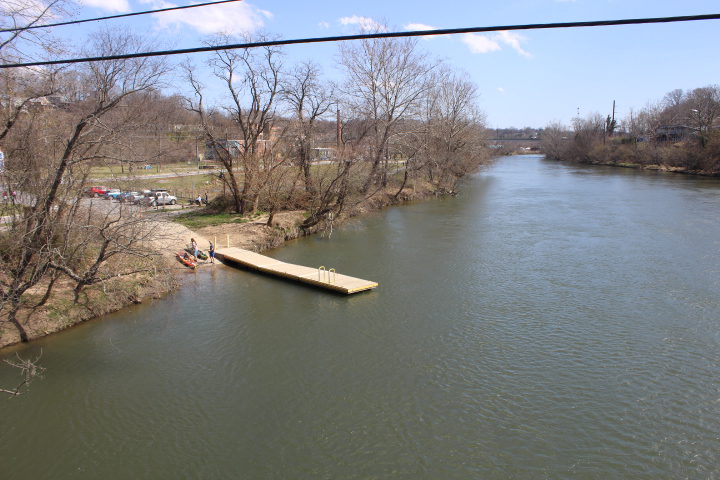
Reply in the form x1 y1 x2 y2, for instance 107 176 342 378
542 86 720 175
490 127 540 140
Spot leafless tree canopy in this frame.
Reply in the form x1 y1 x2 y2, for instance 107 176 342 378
183 25 489 230
339 35 436 191
1 26 170 345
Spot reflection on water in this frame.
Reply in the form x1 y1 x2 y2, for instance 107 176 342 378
2 156 720 479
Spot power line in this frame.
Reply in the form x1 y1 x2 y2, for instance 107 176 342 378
2 13 719 69
0 0 243 33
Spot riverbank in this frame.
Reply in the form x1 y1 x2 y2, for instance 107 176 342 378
559 158 720 176
0 180 439 350
543 137 720 177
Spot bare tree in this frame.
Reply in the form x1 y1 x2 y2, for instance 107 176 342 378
417 69 488 193
541 122 570 161
0 29 168 342
686 86 720 147
281 61 334 194
568 113 605 163
0 0 69 61
1 1 69 143
299 156 353 232
632 102 664 139
48 204 161 303
659 88 687 125
199 35 284 214
338 33 435 192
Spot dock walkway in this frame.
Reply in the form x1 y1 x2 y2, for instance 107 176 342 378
215 247 378 294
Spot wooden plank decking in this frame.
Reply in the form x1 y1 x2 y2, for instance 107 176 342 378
215 247 378 294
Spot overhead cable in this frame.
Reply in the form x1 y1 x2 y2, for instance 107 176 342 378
1 13 719 69
0 0 243 33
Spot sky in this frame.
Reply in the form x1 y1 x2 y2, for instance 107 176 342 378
49 0 720 128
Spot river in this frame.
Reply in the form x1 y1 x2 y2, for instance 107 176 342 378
2 155 719 479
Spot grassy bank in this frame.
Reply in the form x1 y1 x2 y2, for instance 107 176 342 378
173 211 259 229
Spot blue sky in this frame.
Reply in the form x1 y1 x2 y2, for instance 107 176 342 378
63 0 720 128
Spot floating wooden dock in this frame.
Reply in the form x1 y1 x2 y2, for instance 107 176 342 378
215 247 378 294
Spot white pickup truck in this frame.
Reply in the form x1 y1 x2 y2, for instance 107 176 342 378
142 191 177 206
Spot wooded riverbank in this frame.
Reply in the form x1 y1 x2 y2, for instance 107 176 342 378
0 178 442 350
540 85 720 176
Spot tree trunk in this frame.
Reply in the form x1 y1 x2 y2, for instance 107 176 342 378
35 272 59 308
361 156 381 193
73 282 85 304
394 167 409 199
300 146 315 194
8 299 29 343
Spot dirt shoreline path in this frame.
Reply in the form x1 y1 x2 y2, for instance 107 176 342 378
149 210 307 270
151 219 211 259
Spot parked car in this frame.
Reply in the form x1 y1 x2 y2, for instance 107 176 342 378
128 192 146 204
103 189 122 200
118 191 139 203
86 186 109 197
141 191 177 206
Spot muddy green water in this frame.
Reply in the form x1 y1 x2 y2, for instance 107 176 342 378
2 155 720 479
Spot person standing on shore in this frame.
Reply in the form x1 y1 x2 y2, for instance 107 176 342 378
190 238 198 258
209 241 215 264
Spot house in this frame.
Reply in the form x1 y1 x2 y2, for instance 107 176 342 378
310 147 336 162
205 139 243 160
655 125 697 142
0 94 69 112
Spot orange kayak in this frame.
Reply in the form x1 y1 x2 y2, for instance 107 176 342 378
176 251 197 269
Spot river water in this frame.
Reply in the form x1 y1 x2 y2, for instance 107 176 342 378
2 155 720 479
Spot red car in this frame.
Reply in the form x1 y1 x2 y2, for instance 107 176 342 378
87 186 109 197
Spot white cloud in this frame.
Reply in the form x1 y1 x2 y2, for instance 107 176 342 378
339 15 387 32
405 23 436 31
141 1 271 35
318 21 330 29
404 23 437 40
497 31 530 57
462 31 530 57
497 87 506 94
462 33 501 54
78 0 130 12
